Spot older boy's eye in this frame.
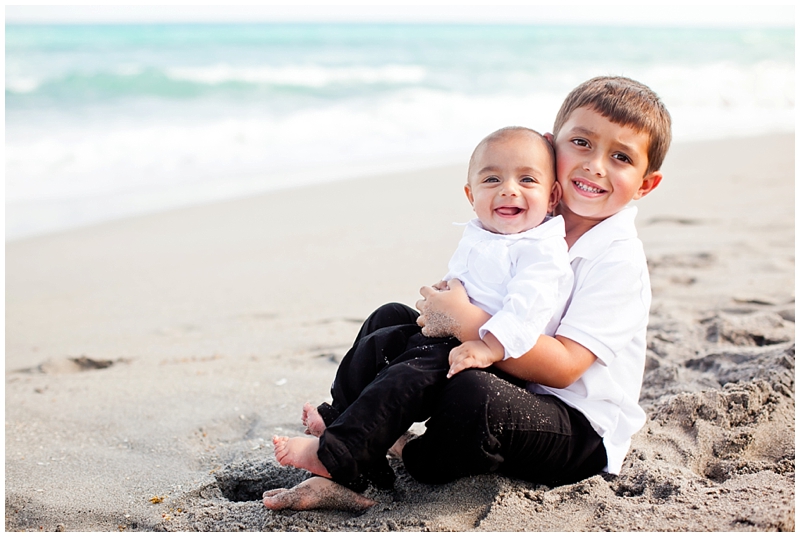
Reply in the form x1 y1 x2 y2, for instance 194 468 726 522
613 152 632 164
571 138 589 147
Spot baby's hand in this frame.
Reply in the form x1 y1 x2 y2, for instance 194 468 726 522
447 336 504 378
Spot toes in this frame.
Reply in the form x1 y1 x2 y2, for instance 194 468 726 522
272 436 290 463
262 488 287 499
263 490 293 510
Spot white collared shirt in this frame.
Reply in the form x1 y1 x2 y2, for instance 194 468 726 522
529 205 649 474
444 216 573 359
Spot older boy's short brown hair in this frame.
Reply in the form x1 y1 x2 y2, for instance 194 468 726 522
553 76 672 174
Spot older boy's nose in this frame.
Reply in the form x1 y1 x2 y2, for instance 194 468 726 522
584 155 606 176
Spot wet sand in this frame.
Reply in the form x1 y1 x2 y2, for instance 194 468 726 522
5 133 794 531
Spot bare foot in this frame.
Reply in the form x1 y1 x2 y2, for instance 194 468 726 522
302 402 326 437
387 431 418 459
263 476 376 511
273 435 331 478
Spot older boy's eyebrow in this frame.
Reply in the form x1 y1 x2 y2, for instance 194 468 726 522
570 126 640 155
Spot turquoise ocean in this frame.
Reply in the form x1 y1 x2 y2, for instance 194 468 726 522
6 23 794 239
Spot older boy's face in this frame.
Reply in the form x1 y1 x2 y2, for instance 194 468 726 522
553 107 655 221
465 134 557 235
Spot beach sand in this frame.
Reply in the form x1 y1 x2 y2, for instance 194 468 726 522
5 133 794 531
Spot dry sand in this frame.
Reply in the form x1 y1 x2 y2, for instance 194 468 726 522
5 133 794 531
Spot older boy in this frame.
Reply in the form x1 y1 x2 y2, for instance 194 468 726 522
264 76 671 510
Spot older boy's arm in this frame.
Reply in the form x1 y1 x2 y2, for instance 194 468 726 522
493 335 596 389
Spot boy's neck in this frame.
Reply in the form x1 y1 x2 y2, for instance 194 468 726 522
556 202 604 249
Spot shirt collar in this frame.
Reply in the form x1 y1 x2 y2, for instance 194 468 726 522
568 206 639 261
465 215 565 240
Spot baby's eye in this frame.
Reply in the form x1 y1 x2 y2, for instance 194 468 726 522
483 176 500 183
612 152 632 164
520 176 537 183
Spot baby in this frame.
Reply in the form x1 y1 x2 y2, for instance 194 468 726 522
430 126 572 371
271 126 573 492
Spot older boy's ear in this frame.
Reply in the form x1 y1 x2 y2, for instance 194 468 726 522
464 184 475 205
634 171 663 200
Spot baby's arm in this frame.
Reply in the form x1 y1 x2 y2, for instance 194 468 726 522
478 240 571 360
446 332 504 378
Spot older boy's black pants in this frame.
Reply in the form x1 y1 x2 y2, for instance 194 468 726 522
316 306 458 489
318 303 607 489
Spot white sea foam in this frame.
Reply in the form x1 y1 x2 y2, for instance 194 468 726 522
164 64 427 87
6 76 40 93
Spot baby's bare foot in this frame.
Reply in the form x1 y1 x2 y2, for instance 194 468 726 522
302 402 326 437
262 476 376 511
273 435 331 478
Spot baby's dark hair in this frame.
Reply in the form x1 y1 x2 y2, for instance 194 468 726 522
468 126 556 184
553 76 672 174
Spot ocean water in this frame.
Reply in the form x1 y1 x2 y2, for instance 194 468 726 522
6 23 794 240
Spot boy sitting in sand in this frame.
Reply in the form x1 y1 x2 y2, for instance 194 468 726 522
263 76 670 512
270 127 573 491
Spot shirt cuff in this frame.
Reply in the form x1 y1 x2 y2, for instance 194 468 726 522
479 310 542 359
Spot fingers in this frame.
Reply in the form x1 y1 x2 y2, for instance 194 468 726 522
446 278 464 291
447 345 472 378
418 285 436 299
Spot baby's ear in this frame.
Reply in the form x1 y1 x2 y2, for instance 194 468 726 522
464 184 475 206
544 132 555 144
634 170 663 200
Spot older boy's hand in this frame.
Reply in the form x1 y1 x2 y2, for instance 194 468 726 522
415 279 462 338
447 333 505 378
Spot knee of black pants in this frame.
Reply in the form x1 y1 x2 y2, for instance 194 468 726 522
357 303 419 340
403 370 503 484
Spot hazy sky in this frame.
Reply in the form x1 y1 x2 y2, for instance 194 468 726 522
5 4 795 27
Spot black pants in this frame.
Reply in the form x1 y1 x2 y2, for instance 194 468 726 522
318 303 607 489
316 306 459 489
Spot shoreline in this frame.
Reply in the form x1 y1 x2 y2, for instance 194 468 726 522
6 129 793 244
6 132 794 531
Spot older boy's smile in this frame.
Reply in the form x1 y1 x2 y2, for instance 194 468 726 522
571 178 607 196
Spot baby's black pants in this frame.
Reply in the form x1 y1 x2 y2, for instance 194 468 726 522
317 303 607 489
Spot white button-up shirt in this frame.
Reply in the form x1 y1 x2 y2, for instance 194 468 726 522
530 206 649 474
444 216 573 359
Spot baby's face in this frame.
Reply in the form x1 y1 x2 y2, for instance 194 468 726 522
465 133 557 235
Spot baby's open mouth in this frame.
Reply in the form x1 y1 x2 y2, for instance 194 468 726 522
495 206 523 216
